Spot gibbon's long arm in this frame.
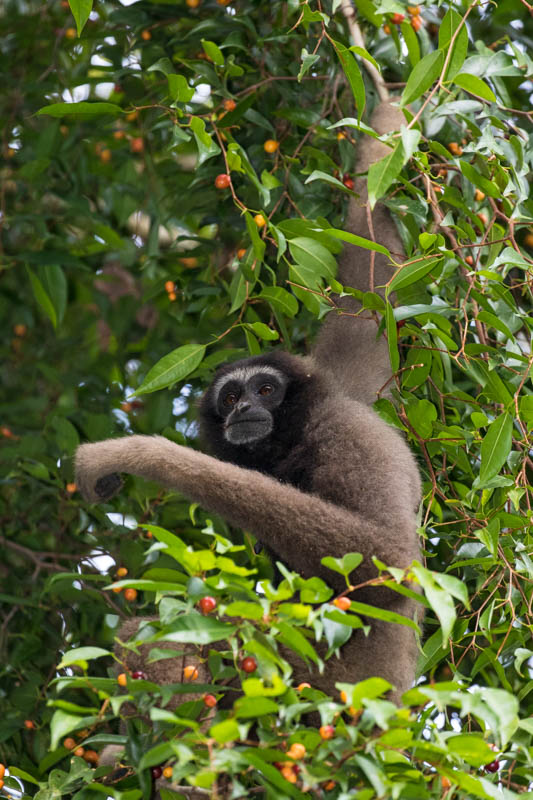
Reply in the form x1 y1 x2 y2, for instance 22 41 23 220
314 101 406 405
76 435 414 590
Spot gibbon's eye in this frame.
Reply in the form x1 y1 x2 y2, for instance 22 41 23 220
223 392 239 407
258 384 274 396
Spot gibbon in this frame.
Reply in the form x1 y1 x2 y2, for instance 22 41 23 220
76 102 421 720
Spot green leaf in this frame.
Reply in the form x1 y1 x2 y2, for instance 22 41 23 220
298 48 320 82
242 750 308 799
247 322 279 341
49 710 100 751
305 169 355 193
209 718 240 744
224 601 264 619
400 19 420 67
135 344 206 395
234 697 279 718
385 301 399 373
259 287 298 318
27 266 67 329
412 563 456 645
348 600 420 631
367 141 405 208
201 39 224 66
289 237 337 278
446 735 495 768
453 73 496 102
159 615 237 644
321 552 363 576
36 102 123 118
439 8 468 80
401 50 444 106
68 0 92 36
189 116 220 166
167 74 195 103
479 413 513 483
323 227 390 257
459 161 501 198
332 39 365 119
58 647 110 668
387 258 440 293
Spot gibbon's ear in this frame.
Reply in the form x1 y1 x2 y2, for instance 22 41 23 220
313 101 407 405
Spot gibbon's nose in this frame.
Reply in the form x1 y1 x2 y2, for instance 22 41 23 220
236 400 251 414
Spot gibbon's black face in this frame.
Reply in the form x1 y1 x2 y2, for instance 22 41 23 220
214 365 289 445
199 352 318 472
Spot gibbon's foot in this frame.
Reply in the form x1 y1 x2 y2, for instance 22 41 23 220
95 472 123 500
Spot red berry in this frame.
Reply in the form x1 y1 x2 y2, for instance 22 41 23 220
214 174 231 189
132 670 147 680
391 12 405 23
484 760 500 773
199 596 217 614
342 175 354 190
151 766 163 779
241 656 257 673
319 725 335 739
203 694 217 708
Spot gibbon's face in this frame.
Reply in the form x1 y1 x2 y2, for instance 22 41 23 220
213 365 289 446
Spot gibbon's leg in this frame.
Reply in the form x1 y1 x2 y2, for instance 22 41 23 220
313 101 407 405
75 434 418 593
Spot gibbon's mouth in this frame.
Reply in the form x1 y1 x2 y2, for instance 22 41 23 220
224 416 272 444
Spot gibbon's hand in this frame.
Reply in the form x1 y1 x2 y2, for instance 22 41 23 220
76 442 124 502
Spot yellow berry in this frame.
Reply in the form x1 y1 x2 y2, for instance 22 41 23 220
117 673 128 687
183 664 199 681
281 766 297 783
264 139 279 153
124 588 137 602
163 766 173 779
141 30 151 40
254 214 266 228
297 682 311 691
116 567 128 577
286 743 306 760
65 27 77 39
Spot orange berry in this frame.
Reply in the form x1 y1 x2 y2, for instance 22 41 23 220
477 212 488 226
124 588 137 602
287 743 306 760
333 596 351 610
165 280 175 293
336 132 346 140
126 111 138 122
324 780 336 790
411 15 423 30
65 27 77 38
441 775 452 789
474 189 485 202
117 673 128 687
465 255 474 266
183 665 199 681
297 682 311 691
0 780 4 790
186 0 201 5
13 324 27 336
1 426 14 438
215 173 231 189
66 482 77 494
253 214 266 228
524 233 533 248
281 766 297 783
448 142 463 156
112 586 123 593
319 725 335 739
74 747 84 757
83 750 99 764
391 12 405 23
116 567 128 578
216 0 231 5
179 257 199 268
113 130 126 140
168 292 177 301
340 690 349 703
264 139 279 154
141 29 151 40
342 175 355 190
237 248 247 259
223 99 236 111
64 738 76 750
163 766 173 779
383 23 391 34
99 149 112 163
407 4 420 14
145 531 153 538
24 720 35 730
0 766 4 780
130 137 144 153
203 694 217 707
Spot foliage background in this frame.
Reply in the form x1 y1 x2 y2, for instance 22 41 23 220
1 0 533 797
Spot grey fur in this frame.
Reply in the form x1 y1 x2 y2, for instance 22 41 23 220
75 102 422 703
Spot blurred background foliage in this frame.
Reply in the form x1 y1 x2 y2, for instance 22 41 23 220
1 0 533 797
